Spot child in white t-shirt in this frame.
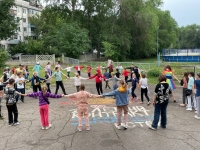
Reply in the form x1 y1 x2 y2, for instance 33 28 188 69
70 73 88 92
15 73 26 103
138 73 150 105
63 66 73 77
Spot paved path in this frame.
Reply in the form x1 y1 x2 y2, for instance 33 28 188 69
0 71 200 150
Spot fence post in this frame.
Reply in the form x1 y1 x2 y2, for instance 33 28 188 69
19 55 21 64
36 55 38 63
52 54 55 65
61 54 64 64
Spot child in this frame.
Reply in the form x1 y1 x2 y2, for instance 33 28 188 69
149 75 171 130
45 71 51 93
103 80 131 129
106 72 121 90
4 78 20 126
180 72 189 106
89 70 106 95
29 72 46 94
122 68 130 82
69 73 88 92
186 72 195 111
0 79 6 119
64 84 101 131
194 73 200 119
25 66 29 79
86 65 92 77
45 62 52 76
127 73 139 100
74 65 84 76
103 69 111 89
32 62 44 77
15 73 26 103
116 69 120 78
63 65 73 77
139 73 150 105
19 85 63 129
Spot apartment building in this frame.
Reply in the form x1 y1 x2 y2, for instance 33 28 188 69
0 0 43 49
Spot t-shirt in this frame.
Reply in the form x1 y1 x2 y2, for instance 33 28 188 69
154 83 172 104
15 77 25 89
14 68 26 75
188 77 194 90
140 78 148 89
52 71 63 81
194 80 200 97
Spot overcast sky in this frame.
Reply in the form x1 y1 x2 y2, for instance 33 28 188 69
162 0 200 27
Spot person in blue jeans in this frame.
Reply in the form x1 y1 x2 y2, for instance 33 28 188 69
149 75 172 130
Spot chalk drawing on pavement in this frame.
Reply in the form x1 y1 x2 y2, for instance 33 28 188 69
69 105 153 128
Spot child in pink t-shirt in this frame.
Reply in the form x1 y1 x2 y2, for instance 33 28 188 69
64 84 101 131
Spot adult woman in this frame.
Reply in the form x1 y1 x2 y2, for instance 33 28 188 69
180 72 189 107
48 67 68 95
162 65 180 102
149 75 172 130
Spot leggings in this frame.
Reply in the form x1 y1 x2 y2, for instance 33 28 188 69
141 88 150 102
46 83 51 93
131 87 137 98
55 81 67 95
96 82 103 95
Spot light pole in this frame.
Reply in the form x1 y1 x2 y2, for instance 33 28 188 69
156 26 159 66
156 26 159 56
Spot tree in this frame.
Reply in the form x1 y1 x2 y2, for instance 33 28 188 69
0 48 9 68
179 24 200 49
45 22 90 58
0 0 18 40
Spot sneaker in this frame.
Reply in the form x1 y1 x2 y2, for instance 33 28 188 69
78 126 82 132
173 100 176 103
8 123 13 127
180 104 186 107
46 124 52 130
13 122 20 126
123 124 128 130
116 125 122 130
41 126 46 130
140 102 144 104
147 101 151 106
149 126 157 131
21 99 24 103
194 115 200 119
186 108 192 111
86 126 90 131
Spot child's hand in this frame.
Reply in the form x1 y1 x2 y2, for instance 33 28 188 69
61 94 64 97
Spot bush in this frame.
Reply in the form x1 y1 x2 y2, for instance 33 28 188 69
147 69 161 77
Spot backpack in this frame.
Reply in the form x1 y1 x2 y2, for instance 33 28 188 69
4 87 16 106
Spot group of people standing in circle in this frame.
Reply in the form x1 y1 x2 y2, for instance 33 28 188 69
1 60 200 132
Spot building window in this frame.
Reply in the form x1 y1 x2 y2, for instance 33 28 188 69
19 36 21 40
17 7 19 12
31 27 35 32
18 27 20 31
32 10 34 14
23 9 26 14
23 18 26 23
24 27 27 32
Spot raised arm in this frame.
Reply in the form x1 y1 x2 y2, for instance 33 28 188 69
64 93 76 99
89 74 97 79
88 93 102 98
62 72 68 78
103 90 117 97
47 93 63 98
18 92 39 97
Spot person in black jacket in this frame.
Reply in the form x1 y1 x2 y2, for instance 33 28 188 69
126 73 139 100
134 66 140 81
29 72 45 94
